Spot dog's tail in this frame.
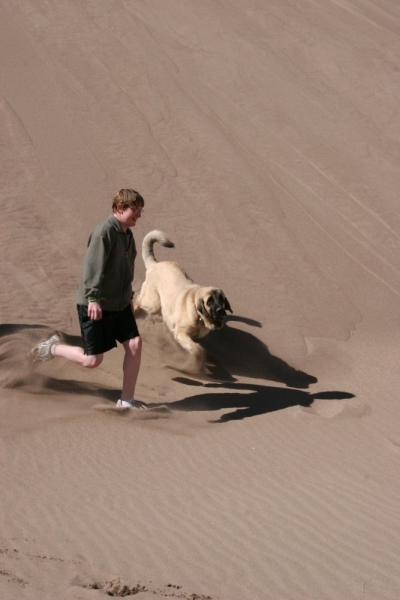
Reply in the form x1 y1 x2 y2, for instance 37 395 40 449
142 230 175 269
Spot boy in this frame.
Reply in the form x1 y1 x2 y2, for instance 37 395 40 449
31 189 146 409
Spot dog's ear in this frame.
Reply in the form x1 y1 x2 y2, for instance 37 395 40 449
224 296 233 313
197 297 208 318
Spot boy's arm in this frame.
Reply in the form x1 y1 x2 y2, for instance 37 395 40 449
81 227 114 306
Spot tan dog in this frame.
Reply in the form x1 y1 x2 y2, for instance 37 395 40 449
134 230 232 365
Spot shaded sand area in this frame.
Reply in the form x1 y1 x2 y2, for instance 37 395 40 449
1 1 400 599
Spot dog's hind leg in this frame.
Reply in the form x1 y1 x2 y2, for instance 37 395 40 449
133 283 162 316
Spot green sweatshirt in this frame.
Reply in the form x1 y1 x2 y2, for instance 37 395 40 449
77 214 137 311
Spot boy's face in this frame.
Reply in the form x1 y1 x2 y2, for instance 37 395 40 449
116 203 143 230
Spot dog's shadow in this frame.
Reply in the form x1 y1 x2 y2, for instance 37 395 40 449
198 316 317 389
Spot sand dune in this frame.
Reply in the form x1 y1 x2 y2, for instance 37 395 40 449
1 1 400 599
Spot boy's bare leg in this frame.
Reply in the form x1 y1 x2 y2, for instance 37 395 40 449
54 344 103 368
121 336 142 401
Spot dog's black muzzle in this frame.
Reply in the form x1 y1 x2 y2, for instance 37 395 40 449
210 305 227 327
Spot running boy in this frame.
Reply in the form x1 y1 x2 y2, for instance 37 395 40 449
31 189 145 409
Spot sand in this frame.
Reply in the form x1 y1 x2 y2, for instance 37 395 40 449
1 1 400 599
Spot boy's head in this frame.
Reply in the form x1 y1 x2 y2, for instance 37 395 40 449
112 189 144 213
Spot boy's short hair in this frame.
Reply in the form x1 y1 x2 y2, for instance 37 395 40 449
112 189 144 212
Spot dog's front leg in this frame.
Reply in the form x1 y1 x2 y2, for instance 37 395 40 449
162 328 207 376
174 329 206 365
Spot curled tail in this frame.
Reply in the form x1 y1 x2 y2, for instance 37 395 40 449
142 230 175 269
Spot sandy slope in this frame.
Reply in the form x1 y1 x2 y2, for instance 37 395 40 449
1 1 400 599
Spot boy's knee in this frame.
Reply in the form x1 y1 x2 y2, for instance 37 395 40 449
83 354 103 368
126 336 142 355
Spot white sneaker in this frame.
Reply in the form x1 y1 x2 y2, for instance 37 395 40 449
116 399 147 409
30 333 61 362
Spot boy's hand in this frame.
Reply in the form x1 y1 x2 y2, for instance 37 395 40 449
88 301 103 320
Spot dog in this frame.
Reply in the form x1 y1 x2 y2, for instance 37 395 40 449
134 230 232 366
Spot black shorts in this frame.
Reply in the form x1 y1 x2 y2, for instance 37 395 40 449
77 304 140 355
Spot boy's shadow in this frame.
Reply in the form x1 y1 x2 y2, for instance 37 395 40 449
199 316 317 389
156 381 355 423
